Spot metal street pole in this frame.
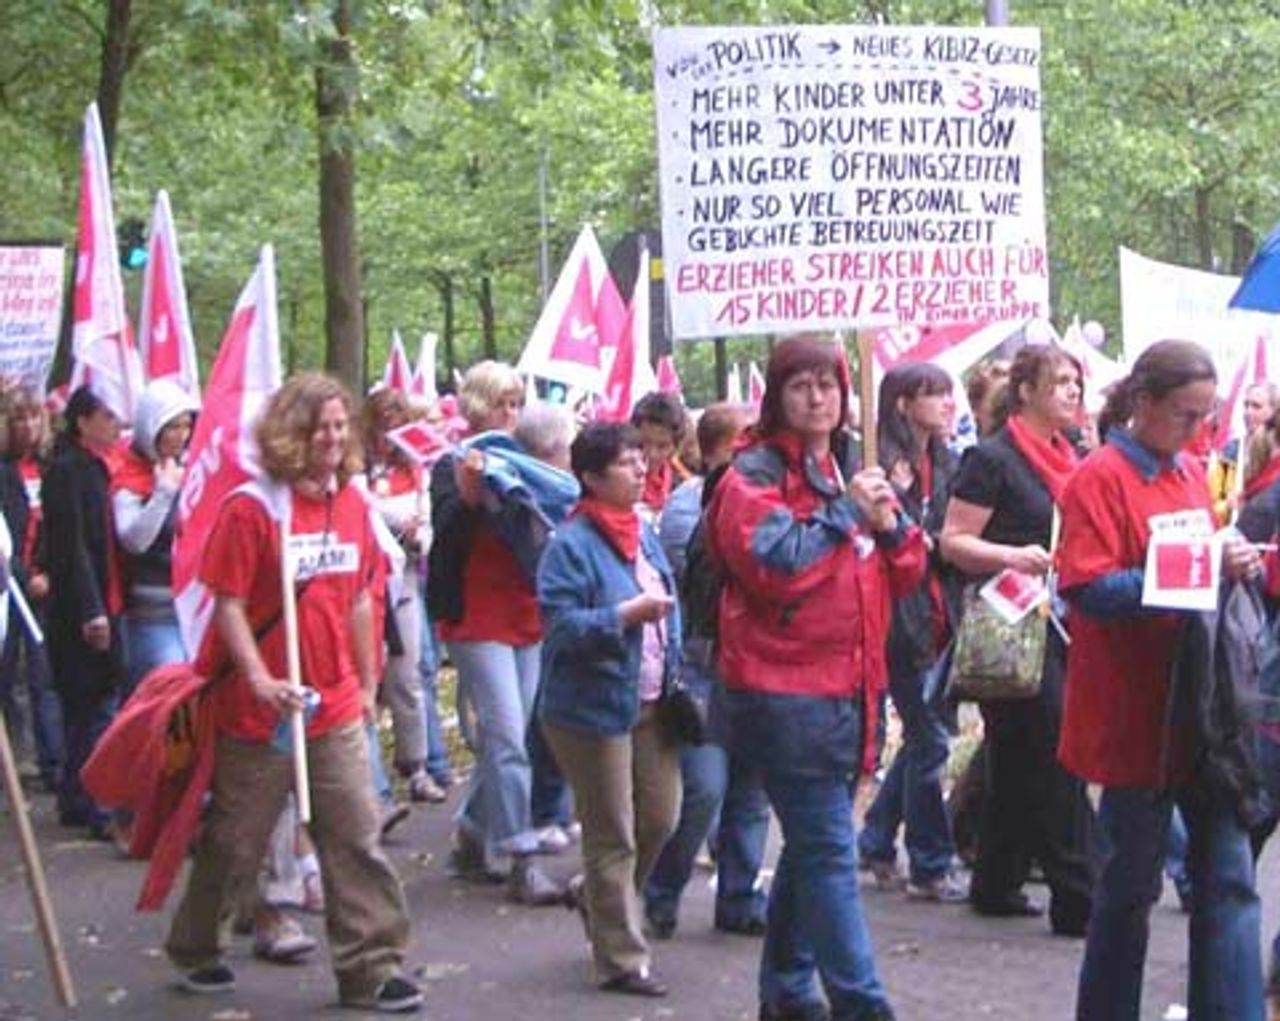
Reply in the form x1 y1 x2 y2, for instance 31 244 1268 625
985 0 1009 25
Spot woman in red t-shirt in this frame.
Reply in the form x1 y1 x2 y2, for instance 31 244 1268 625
1057 340 1264 1020
426 360 561 905
164 373 421 1013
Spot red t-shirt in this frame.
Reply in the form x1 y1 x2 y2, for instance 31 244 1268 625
196 486 379 742
1057 444 1212 787
438 522 541 647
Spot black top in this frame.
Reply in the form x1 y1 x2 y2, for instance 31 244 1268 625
951 427 1054 555
1238 479 1280 545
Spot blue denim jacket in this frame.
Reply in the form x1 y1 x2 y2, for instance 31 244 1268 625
536 514 682 736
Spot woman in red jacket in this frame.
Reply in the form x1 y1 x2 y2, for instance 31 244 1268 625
1058 339 1263 1020
707 336 924 1021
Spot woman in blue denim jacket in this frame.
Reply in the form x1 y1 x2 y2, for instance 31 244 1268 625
537 421 683 999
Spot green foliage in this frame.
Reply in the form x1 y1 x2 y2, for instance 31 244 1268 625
2 0 1279 395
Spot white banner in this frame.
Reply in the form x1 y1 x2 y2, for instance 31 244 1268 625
0 245 64 387
654 25 1048 339
1119 246 1271 383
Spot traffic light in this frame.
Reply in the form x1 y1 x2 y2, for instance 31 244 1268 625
118 217 147 270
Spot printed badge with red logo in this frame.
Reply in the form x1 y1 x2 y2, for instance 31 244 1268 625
1142 536 1222 611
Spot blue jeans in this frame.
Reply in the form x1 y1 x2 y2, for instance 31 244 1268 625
645 666 769 930
1164 807 1191 905
122 612 187 696
449 640 542 856
1077 787 1262 1021
858 659 954 883
366 722 394 804
726 689 892 1021
58 691 118 831
416 613 453 784
528 706 573 828
1 608 63 787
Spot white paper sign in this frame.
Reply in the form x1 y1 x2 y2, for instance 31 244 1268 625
1141 536 1222 612
0 245 65 388
654 25 1048 339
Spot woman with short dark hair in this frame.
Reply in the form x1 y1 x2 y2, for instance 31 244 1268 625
538 421 683 998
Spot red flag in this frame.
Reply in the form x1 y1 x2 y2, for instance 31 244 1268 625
656 355 682 397
386 421 452 468
1216 332 1271 451
596 247 658 422
747 362 766 406
381 330 413 393
138 190 200 399
173 246 283 655
517 225 611 392
71 102 143 422
410 331 438 400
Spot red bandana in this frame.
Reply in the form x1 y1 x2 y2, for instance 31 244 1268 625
576 496 640 561
1005 414 1079 503
641 459 672 513
1245 455 1280 502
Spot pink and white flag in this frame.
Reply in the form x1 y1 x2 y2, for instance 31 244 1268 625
410 331 439 401
387 420 452 469
71 102 144 422
597 247 658 422
138 190 200 401
381 330 413 394
517 225 612 392
1216 331 1271 453
747 362 766 406
725 363 744 404
173 246 283 656
656 355 683 397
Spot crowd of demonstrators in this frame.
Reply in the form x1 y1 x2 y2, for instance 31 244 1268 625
643 402 772 941
537 421 683 997
15 325 1280 1019
941 345 1095 935
858 362 965 903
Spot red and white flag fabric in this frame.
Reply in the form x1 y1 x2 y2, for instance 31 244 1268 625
71 102 144 422
172 246 283 656
410 331 439 401
138 190 200 401
725 363 744 404
1215 331 1271 453
517 225 612 392
381 330 413 394
596 247 658 422
747 362 766 406
656 355 682 397
386 420 452 469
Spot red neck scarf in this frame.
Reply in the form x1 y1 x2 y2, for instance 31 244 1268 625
576 496 640 561
1245 455 1280 502
1005 414 1079 503
641 459 672 513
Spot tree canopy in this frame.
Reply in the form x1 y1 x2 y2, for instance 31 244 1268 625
3 0 1278 403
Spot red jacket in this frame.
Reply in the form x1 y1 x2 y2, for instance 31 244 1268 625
707 432 925 772
81 663 217 910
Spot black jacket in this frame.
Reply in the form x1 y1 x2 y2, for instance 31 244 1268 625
0 460 28 587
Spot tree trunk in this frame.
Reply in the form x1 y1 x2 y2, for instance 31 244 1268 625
1231 219 1257 276
427 270 456 384
316 0 364 390
97 0 132 169
478 275 496 360
1193 187 1214 270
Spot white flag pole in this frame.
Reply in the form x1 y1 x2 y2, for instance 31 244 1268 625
280 497 312 824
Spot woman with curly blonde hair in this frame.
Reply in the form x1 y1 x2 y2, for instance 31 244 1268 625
164 372 422 1013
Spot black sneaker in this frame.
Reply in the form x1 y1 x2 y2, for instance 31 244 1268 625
181 964 236 994
343 975 424 1014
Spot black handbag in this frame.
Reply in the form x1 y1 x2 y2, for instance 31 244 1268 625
655 674 708 745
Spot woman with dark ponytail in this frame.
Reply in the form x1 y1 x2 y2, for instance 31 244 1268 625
858 362 966 902
1056 339 1265 1020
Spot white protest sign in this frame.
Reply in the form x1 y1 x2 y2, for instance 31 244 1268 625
654 25 1048 339
0 245 65 388
1141 537 1222 612
1119 247 1272 385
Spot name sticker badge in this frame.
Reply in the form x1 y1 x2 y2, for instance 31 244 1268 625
287 533 359 582
1142 531 1222 612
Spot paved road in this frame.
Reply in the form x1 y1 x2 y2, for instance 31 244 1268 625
0 780 1267 1021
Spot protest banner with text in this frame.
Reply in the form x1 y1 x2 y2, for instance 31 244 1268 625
654 25 1048 339
0 244 65 388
